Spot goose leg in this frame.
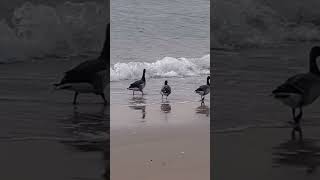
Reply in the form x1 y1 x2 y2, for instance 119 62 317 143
133 91 134 96
297 106 303 122
291 107 303 140
291 123 303 140
141 90 144 96
293 106 303 124
73 92 79 105
100 93 107 105
291 108 295 121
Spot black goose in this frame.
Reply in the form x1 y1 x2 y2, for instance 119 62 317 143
127 69 146 96
160 80 171 100
54 24 110 105
195 76 210 102
273 46 320 125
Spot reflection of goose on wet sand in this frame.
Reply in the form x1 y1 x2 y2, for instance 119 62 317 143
54 24 110 105
128 97 146 119
195 104 209 116
60 105 109 151
128 69 146 96
273 138 320 174
272 46 320 136
59 105 109 178
161 103 171 113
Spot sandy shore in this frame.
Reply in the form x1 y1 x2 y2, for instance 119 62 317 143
0 59 109 179
213 125 320 180
111 102 210 180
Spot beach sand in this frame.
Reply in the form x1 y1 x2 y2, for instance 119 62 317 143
111 102 210 180
212 43 320 179
213 126 320 180
0 58 109 179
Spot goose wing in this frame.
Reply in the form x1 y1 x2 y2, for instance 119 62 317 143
273 73 320 104
66 58 106 75
57 59 107 85
195 85 209 92
273 73 314 95
129 79 144 88
161 85 171 94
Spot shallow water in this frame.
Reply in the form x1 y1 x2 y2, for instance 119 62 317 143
111 0 210 64
213 43 320 131
110 0 210 127
0 58 108 179
111 76 210 104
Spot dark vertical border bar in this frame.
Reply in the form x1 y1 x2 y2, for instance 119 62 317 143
210 0 214 179
105 0 110 179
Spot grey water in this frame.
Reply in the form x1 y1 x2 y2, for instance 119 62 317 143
0 0 209 179
0 1 108 179
111 0 210 64
110 0 210 106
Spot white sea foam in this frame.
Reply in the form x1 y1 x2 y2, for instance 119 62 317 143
213 0 320 48
110 54 210 81
0 1 107 63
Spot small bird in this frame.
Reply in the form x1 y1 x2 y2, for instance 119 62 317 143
127 69 146 96
160 80 171 100
195 76 210 103
272 46 320 127
54 24 110 105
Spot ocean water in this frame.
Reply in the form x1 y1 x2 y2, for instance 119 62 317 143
0 0 108 63
213 44 320 133
0 1 108 179
212 0 320 133
213 0 320 49
110 0 210 107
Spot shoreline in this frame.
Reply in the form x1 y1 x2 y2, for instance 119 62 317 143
111 101 210 180
213 124 320 180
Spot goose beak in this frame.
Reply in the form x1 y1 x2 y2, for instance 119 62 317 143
50 85 59 93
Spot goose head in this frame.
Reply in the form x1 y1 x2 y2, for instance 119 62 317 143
207 76 210 86
164 80 168 85
309 46 320 74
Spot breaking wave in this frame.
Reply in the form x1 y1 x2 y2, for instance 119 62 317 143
110 54 210 81
0 1 107 63
213 0 320 48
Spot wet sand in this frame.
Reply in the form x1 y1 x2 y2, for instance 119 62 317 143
213 43 320 179
0 58 109 179
111 102 210 180
214 126 320 180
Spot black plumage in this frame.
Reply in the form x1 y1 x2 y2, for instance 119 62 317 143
161 80 171 99
54 23 110 104
128 69 146 95
195 76 210 102
272 46 320 135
